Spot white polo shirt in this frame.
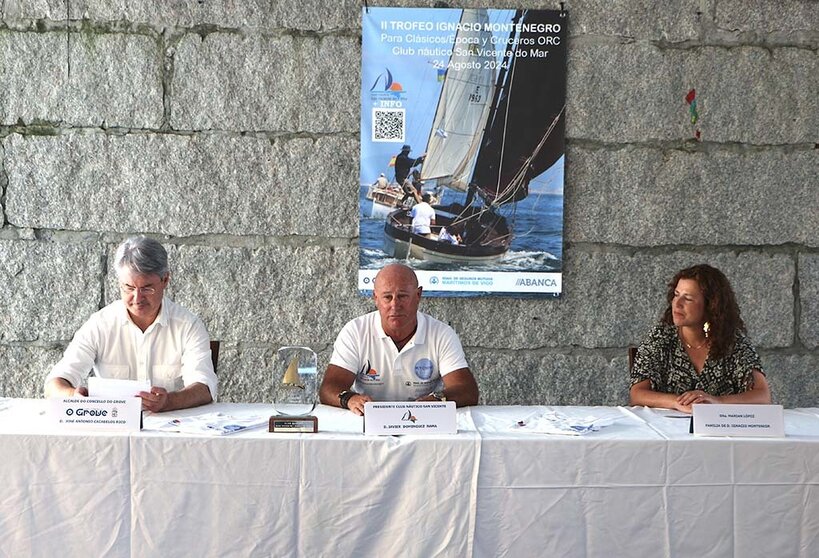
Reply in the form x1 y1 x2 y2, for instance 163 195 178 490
46 297 218 398
329 311 469 401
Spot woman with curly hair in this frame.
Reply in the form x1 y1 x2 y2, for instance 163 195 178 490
629 264 771 413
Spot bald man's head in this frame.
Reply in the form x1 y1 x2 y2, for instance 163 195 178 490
373 264 422 339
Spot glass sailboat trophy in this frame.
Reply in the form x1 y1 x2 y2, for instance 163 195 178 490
270 346 318 432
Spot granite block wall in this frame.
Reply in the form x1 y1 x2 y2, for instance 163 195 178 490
0 0 816 406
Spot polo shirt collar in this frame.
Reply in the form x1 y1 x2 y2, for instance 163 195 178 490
414 312 428 344
375 311 427 345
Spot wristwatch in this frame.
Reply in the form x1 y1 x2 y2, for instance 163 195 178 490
338 390 357 409
431 391 447 402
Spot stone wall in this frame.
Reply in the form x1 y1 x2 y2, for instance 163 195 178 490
1 0 816 406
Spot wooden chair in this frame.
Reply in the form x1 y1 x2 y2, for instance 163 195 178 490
628 346 638 371
210 341 220 374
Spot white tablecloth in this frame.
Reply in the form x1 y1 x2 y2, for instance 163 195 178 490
0 399 132 556
129 406 480 557
2 400 819 557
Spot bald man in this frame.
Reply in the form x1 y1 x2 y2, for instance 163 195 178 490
319 264 479 415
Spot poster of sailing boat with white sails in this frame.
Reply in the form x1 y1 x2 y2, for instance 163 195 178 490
359 7 567 297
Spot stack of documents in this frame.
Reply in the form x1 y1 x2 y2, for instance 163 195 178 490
146 412 268 436
512 410 615 435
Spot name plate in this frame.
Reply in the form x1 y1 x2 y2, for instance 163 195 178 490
48 397 142 432
363 401 456 435
269 415 318 433
692 404 784 437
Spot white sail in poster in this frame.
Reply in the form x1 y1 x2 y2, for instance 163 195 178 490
420 9 495 192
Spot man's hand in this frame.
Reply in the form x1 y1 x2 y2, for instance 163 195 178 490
347 393 373 416
45 377 87 398
139 387 169 413
139 383 212 413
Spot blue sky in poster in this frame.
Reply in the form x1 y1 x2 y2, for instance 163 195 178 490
360 7 564 196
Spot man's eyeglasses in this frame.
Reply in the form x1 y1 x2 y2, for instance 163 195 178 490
119 283 159 295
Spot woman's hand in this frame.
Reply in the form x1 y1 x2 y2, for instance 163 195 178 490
677 390 721 407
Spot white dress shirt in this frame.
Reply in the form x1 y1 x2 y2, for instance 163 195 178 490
46 297 217 398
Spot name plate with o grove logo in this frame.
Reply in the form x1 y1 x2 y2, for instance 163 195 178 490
692 404 784 437
48 397 142 432
363 401 456 435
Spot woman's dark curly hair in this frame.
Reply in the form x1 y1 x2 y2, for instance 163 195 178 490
661 264 746 360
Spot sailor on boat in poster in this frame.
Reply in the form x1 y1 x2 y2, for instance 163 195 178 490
365 148 440 218
359 7 567 297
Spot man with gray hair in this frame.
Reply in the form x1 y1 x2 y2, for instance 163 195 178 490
44 236 217 412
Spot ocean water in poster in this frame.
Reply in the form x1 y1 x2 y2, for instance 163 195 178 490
359 7 567 297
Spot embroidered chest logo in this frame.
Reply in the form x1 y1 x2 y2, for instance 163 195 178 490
358 360 381 382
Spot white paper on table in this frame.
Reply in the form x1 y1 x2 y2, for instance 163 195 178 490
511 410 615 435
145 412 269 436
88 377 151 399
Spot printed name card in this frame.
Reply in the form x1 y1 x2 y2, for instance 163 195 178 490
692 404 784 437
364 401 456 435
48 397 142 432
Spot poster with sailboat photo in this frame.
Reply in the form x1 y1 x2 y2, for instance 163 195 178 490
359 7 567 297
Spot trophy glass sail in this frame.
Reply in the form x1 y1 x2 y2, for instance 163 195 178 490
272 346 318 421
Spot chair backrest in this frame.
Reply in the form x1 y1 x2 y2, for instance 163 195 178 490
628 346 638 371
210 340 220 374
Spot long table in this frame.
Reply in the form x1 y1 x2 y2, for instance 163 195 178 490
2 400 818 557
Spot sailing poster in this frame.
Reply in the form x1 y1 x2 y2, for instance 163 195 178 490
359 7 567 297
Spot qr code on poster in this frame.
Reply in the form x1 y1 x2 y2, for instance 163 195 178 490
372 108 405 143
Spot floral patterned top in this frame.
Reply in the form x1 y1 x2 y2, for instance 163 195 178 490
630 324 764 396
